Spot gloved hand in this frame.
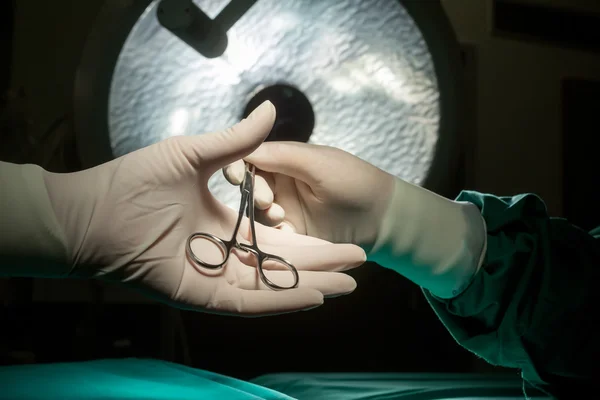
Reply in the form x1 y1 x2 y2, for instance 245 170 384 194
40 102 365 316
224 141 487 299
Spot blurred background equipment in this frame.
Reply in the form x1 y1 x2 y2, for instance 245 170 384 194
74 0 462 209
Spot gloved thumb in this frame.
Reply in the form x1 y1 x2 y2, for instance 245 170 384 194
224 141 321 186
185 101 275 174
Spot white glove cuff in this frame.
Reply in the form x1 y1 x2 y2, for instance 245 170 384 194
0 162 69 277
369 178 487 299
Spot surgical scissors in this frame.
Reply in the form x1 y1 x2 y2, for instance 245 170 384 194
186 163 299 290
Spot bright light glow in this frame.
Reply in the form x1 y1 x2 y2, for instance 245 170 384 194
223 33 261 73
328 76 362 94
169 108 189 136
322 51 433 105
271 12 300 32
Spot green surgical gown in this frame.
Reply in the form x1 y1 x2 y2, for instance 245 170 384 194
423 191 598 399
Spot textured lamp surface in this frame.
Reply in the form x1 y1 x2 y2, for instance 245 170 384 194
109 0 440 209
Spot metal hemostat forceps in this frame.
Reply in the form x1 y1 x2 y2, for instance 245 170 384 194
186 162 300 290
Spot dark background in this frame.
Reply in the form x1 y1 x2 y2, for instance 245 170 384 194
1 0 600 382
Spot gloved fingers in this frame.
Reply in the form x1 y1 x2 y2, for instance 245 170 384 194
239 219 327 246
185 101 275 174
208 285 324 316
258 169 276 188
276 221 296 232
236 268 357 298
174 260 323 316
244 141 324 186
267 243 366 272
234 243 366 272
224 162 277 211
255 202 286 226
222 159 246 185
253 174 274 210
270 174 307 234
270 180 318 230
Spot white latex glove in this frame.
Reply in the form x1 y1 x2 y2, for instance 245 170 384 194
38 102 365 316
223 142 486 299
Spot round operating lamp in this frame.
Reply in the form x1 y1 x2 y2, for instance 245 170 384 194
74 0 463 209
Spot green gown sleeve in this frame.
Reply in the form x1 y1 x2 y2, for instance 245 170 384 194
422 191 598 399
